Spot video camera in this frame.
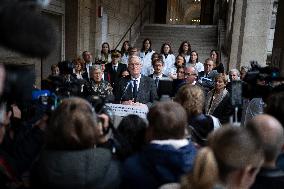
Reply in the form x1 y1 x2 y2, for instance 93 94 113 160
0 64 34 105
42 60 83 98
242 61 283 100
0 0 56 58
0 0 56 124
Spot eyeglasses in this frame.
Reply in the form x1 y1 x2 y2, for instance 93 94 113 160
128 63 140 67
184 73 197 77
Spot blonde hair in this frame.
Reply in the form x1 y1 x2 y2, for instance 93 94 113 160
215 73 228 85
182 126 263 189
181 147 218 189
174 85 205 119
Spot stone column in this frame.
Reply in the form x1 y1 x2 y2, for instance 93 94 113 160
272 0 284 76
78 0 97 57
228 0 273 70
65 0 79 59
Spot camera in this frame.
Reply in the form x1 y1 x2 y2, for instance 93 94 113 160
242 61 283 99
87 95 114 135
0 64 34 105
42 60 82 98
58 60 74 75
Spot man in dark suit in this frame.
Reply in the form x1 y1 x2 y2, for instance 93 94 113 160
105 50 127 88
115 55 158 107
148 58 168 88
198 58 219 94
82 50 94 81
149 58 173 98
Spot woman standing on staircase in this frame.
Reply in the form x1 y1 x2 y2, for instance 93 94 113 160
121 40 131 65
139 38 155 76
98 42 112 64
160 42 175 76
210 49 225 73
187 50 204 73
178 41 192 64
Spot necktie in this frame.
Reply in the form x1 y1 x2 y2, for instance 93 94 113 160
155 77 159 88
133 79 138 102
113 66 117 72
87 63 92 78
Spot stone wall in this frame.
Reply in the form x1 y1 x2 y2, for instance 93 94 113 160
93 0 152 57
227 0 273 70
71 0 152 59
240 0 272 67
272 0 284 75
0 0 153 88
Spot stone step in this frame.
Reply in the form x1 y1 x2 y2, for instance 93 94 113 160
140 36 217 40
141 32 217 37
135 24 218 63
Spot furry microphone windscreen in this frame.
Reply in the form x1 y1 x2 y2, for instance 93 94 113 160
0 1 57 58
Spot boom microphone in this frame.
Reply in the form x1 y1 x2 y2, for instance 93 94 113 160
0 1 56 58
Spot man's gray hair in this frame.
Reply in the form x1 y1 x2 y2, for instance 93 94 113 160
128 55 142 64
229 68 240 76
90 65 102 73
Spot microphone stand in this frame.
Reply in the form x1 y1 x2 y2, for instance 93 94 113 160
120 81 131 103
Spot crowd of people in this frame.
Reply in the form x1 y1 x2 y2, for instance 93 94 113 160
0 38 284 189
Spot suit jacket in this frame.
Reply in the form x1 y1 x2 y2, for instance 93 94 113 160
148 74 168 79
198 70 219 93
115 76 158 107
105 63 127 87
82 62 94 81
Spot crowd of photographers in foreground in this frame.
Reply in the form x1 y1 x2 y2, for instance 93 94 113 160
0 44 284 189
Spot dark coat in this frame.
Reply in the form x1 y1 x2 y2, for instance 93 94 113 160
207 92 234 124
213 63 225 73
115 76 158 107
250 167 284 189
121 142 197 189
148 74 168 79
83 79 114 102
31 148 121 189
105 63 127 87
82 62 94 81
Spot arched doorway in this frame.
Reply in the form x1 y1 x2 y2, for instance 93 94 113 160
157 0 215 25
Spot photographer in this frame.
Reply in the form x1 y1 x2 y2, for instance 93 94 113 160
0 0 57 187
243 72 272 125
30 97 121 189
45 60 83 98
0 103 47 188
0 64 48 188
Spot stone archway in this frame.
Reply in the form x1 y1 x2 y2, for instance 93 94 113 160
166 0 203 25
183 2 201 25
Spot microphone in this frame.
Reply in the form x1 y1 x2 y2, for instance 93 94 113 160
0 1 56 58
120 81 131 102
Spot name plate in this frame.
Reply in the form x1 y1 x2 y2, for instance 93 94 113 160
105 103 149 118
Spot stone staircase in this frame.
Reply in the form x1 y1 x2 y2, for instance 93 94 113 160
136 24 218 63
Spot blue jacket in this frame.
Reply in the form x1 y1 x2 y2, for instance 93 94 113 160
121 141 197 189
